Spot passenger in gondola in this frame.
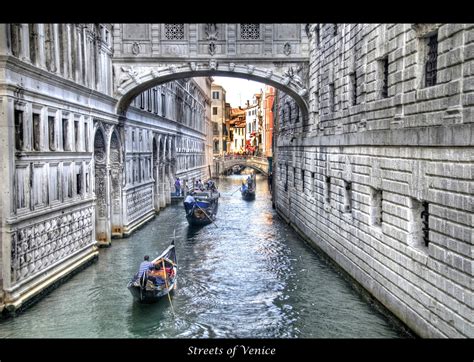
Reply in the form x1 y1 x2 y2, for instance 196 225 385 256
138 255 154 277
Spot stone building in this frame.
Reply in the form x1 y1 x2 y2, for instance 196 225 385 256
273 24 473 338
0 24 211 313
211 83 227 156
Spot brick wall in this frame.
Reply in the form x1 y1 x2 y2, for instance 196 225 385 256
274 23 473 338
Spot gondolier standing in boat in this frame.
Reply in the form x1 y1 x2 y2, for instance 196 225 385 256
138 255 154 277
184 192 196 215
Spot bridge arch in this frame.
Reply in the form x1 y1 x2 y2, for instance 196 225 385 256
114 64 309 121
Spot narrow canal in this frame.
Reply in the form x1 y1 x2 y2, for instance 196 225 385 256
0 174 410 338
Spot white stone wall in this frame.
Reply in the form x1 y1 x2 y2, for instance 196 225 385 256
0 24 212 310
274 24 473 338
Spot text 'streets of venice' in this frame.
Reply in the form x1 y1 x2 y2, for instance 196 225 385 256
127 238 177 303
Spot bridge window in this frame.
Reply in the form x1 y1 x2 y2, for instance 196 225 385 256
424 33 438 87
240 24 260 40
164 24 185 40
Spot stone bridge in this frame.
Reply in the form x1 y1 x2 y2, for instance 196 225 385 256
112 24 310 118
214 156 270 176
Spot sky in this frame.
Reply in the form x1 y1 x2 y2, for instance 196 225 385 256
212 77 266 108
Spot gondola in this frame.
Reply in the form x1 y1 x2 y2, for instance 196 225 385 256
184 189 219 226
127 236 177 303
241 174 256 200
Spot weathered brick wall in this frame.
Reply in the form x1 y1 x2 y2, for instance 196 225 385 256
274 24 473 338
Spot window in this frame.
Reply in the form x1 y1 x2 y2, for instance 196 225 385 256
343 181 352 213
324 176 331 204
161 94 166 116
75 163 82 196
240 24 260 40
370 188 383 227
313 91 319 114
147 90 152 112
62 118 69 151
301 169 305 192
14 109 24 151
164 24 185 40
333 24 338 36
212 91 220 99
33 113 41 151
381 56 389 98
48 116 56 151
74 119 80 151
351 72 357 106
213 107 218 115
425 33 438 87
329 83 335 113
139 93 145 109
84 121 89 152
409 198 430 249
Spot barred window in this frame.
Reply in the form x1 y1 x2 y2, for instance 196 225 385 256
381 56 389 98
240 24 260 40
164 24 184 40
425 33 438 87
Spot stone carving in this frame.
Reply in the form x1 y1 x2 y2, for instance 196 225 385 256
189 62 197 71
228 63 235 71
265 69 273 78
205 24 218 41
131 42 140 55
246 65 255 74
119 66 140 85
126 187 154 222
209 58 217 70
208 42 216 56
168 65 177 73
94 130 106 163
10 206 94 284
283 42 292 56
283 66 304 87
95 167 107 217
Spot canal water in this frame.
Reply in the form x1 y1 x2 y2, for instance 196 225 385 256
0 174 409 338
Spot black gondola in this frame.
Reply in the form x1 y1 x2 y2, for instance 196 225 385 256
184 189 219 226
241 174 256 200
127 236 177 303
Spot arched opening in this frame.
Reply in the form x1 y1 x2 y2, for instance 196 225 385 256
93 128 110 246
109 130 123 237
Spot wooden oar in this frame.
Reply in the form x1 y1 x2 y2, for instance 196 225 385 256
194 203 218 228
162 258 175 316
230 185 242 195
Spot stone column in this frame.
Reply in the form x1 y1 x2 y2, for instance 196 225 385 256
159 164 166 208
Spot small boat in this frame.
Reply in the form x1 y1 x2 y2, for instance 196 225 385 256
184 189 219 226
241 174 256 200
127 236 177 303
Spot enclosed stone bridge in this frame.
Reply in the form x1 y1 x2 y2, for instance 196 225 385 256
112 24 310 118
215 156 269 176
